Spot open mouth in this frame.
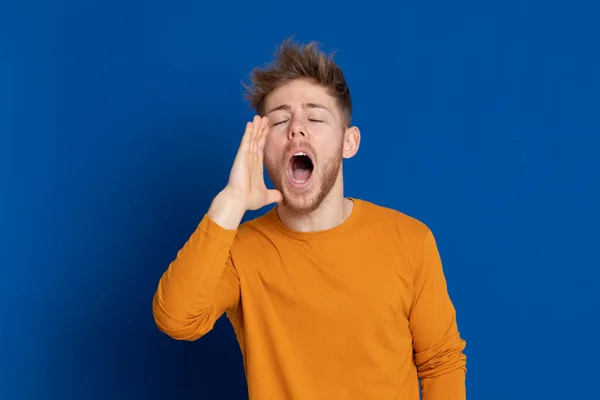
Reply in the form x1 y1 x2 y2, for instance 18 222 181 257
288 152 314 186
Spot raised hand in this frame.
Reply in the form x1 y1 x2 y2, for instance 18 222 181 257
207 116 282 230
226 115 282 210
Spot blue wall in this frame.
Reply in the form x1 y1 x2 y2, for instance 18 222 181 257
2 1 599 399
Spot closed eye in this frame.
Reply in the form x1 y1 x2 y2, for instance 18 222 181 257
273 120 289 126
308 119 322 123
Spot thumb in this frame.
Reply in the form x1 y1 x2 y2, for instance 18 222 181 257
266 189 283 205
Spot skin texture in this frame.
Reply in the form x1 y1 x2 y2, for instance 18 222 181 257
263 78 361 232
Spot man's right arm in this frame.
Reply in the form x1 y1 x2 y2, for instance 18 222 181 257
152 190 247 341
152 115 280 340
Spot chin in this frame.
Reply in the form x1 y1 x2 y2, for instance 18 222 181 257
280 185 323 214
280 172 339 215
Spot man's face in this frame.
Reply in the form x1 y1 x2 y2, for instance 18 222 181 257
263 79 348 214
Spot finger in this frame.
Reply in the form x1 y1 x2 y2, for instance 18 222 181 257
251 115 262 153
257 115 270 140
253 117 264 154
260 115 269 132
255 116 269 152
257 125 269 159
240 121 254 151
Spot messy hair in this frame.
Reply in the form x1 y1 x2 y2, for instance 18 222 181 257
243 37 352 128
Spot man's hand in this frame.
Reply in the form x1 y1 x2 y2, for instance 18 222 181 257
208 116 282 230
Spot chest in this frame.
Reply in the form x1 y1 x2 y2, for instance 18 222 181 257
237 238 415 328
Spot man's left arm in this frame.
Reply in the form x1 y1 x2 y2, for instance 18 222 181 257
409 228 467 399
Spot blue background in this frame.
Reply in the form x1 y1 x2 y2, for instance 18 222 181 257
1 1 599 399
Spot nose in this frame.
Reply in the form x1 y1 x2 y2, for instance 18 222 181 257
287 116 306 140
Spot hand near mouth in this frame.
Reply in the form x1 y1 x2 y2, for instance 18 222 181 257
224 115 283 211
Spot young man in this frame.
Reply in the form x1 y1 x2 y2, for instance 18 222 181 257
152 38 467 399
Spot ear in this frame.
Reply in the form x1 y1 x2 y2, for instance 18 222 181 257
342 126 361 159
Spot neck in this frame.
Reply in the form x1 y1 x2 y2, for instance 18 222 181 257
276 178 353 233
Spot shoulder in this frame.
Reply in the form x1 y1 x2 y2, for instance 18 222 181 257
355 199 442 274
355 198 433 244
230 207 279 247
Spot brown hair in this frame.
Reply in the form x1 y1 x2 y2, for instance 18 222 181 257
243 37 352 128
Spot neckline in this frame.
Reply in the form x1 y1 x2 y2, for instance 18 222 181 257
266 197 363 241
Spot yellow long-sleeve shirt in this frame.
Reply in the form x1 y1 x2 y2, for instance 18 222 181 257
153 198 467 399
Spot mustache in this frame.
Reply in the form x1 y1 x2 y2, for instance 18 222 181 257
283 141 316 158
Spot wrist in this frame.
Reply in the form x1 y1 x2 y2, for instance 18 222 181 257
207 188 247 230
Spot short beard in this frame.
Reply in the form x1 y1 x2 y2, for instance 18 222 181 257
265 142 343 215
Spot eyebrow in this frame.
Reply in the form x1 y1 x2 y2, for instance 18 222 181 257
266 102 331 115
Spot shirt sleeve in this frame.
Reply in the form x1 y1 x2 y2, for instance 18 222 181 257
409 229 467 399
152 214 241 341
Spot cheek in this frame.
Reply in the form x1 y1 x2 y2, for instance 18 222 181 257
264 137 282 162
264 135 274 153
316 135 342 157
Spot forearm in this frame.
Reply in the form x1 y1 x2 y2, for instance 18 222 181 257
416 331 467 399
410 229 467 399
421 368 466 400
152 212 238 339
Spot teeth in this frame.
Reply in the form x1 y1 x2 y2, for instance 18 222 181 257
290 151 310 185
